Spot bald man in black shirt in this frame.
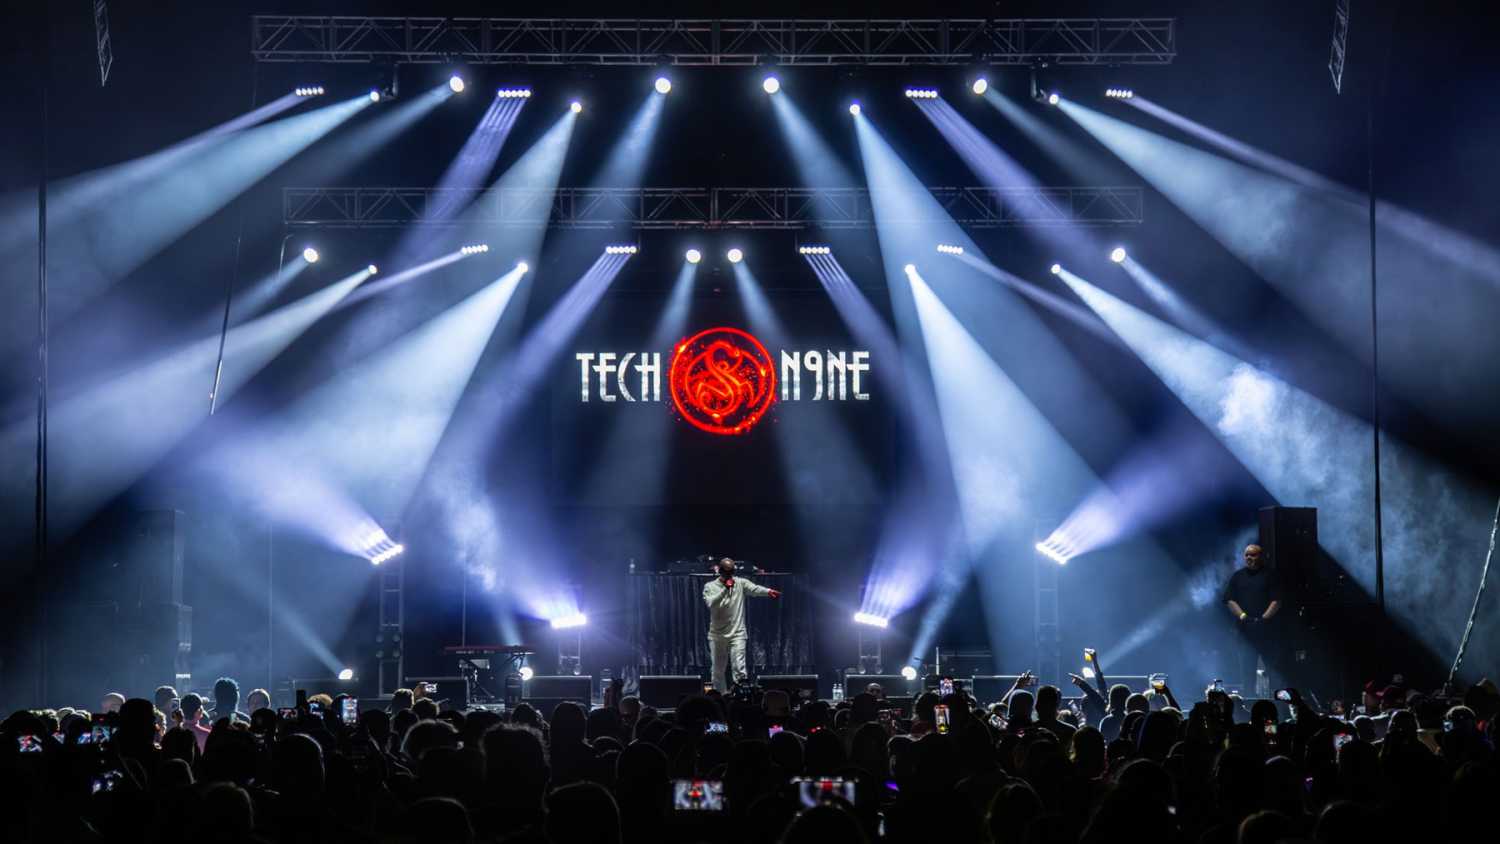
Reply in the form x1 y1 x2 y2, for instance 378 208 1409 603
1223 544 1282 696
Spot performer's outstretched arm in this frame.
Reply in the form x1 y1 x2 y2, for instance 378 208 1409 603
741 579 781 599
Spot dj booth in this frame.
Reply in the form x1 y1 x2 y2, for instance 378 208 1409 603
626 571 814 683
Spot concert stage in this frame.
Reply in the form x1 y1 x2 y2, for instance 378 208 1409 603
3 4 1495 716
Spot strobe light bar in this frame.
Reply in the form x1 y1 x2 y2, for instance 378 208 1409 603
1034 536 1076 566
936 244 965 255
295 86 325 97
853 612 891 629
550 613 588 630
1105 88 1135 99
359 527 405 565
497 88 533 98
904 88 939 99
798 245 831 255
605 244 638 255
459 244 490 255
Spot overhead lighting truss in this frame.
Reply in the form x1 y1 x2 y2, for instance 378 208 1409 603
283 185 1145 230
252 17 1177 66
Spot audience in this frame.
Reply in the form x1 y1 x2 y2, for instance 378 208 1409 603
1 671 1494 843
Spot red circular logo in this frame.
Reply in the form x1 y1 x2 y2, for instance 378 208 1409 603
668 326 777 435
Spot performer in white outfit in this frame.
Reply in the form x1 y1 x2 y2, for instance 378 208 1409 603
702 557 781 692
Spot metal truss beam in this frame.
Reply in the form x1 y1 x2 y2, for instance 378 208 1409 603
1328 0 1350 94
283 186 1144 230
252 17 1176 66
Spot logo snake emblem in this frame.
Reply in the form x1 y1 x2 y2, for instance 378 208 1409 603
668 326 777 435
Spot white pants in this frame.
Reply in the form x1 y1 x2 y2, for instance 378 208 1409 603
708 634 748 692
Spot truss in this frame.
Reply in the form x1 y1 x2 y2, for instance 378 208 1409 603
1328 0 1350 94
252 17 1176 66
283 186 1144 230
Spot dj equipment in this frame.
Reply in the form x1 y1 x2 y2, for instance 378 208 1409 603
442 645 535 704
441 644 536 656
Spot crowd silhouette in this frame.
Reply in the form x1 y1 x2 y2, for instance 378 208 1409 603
0 672 1495 843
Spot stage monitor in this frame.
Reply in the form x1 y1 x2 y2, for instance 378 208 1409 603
638 675 707 709
760 674 820 703
523 675 592 706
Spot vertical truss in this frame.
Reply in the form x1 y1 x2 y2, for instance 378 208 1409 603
95 0 114 86
283 185 1144 229
1329 0 1350 94
251 17 1176 66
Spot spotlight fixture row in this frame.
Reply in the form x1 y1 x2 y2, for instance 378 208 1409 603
904 88 939 99
1105 88 1135 99
497 88 532 98
936 244 965 255
294 86 325 97
798 246 831 255
459 244 490 255
605 245 638 255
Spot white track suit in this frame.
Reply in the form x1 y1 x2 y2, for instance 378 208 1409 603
702 577 773 692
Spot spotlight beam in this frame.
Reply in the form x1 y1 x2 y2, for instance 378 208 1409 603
0 267 371 536
4 96 370 323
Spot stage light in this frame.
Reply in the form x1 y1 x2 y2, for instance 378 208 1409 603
798 245 831 255
902 263 917 276
605 244 638 255
368 89 381 103
369 544 405 565
518 666 535 682
295 86 325 97
654 77 672 95
302 247 320 264
936 243 964 255
1105 88 1134 99
550 613 588 630
685 248 702 264
848 102 861 116
449 75 466 94
971 77 989 95
762 75 781 94
367 264 378 275
496 88 532 99
570 100 583 113
1035 540 1072 565
1110 246 1127 263
726 247 744 264
516 260 530 274
1048 92 1060 106
900 665 918 681
853 612 890 629
337 668 354 681
460 244 490 255
1050 263 1062 275
904 88 939 99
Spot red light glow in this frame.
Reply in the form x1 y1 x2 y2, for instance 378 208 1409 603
668 326 777 435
